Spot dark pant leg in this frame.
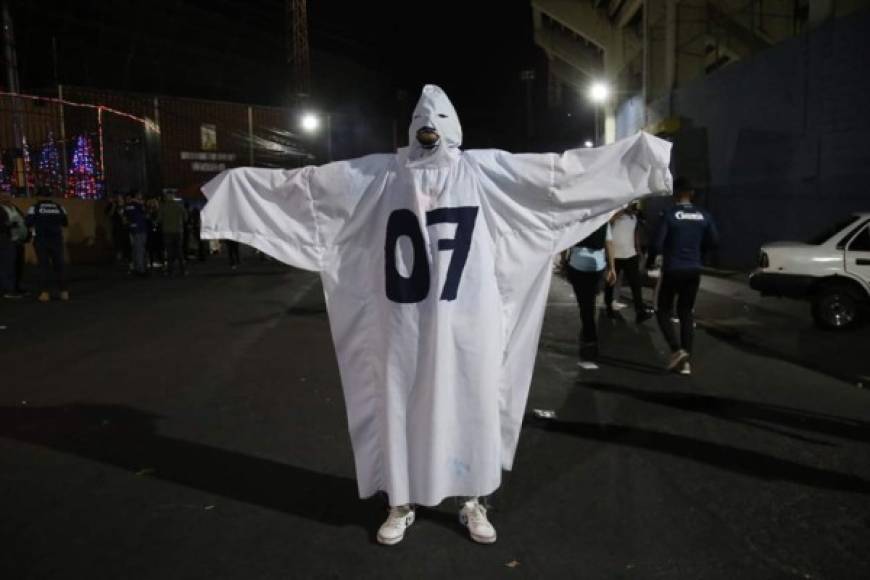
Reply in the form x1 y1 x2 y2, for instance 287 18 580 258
163 234 174 273
622 255 645 312
13 243 25 292
569 268 602 345
0 243 13 293
164 233 181 274
131 233 147 273
121 229 132 263
676 271 701 354
227 240 240 266
34 242 53 293
603 264 616 308
175 234 186 273
52 241 66 291
656 271 680 352
148 231 160 267
42 240 66 291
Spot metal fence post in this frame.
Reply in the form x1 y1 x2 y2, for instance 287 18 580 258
247 106 254 166
58 84 68 186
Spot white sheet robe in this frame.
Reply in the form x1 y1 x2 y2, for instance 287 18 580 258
201 84 672 507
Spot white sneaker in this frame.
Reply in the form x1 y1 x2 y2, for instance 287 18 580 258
459 499 497 544
667 349 689 371
680 360 692 375
376 506 415 546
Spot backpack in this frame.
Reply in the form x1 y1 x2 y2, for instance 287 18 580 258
3 204 29 243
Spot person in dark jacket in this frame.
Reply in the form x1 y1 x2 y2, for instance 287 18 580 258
124 192 149 276
25 187 69 302
653 177 719 375
146 197 163 270
158 191 188 276
106 194 130 266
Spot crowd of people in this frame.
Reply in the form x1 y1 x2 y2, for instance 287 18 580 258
1 189 69 302
105 190 206 277
104 190 257 277
562 177 719 376
0 187 248 303
3 178 718 380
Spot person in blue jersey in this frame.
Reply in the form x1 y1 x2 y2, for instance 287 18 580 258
25 187 70 302
653 177 719 375
565 222 617 363
124 191 149 276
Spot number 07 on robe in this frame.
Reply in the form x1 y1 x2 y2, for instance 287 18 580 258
200 84 672 508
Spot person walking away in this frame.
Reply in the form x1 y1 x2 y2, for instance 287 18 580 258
1 193 28 297
158 191 187 276
146 197 163 270
604 204 653 323
654 177 719 375
106 194 130 266
565 222 616 364
124 192 149 276
187 207 207 262
25 188 69 302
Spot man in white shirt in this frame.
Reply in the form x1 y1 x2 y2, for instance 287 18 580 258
604 204 652 323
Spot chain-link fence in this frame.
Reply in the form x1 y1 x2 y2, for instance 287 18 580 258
0 90 157 198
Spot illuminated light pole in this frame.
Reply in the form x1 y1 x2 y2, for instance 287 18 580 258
300 112 319 132
299 112 332 162
587 81 610 146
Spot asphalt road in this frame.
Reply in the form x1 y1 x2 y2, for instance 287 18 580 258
1 259 869 579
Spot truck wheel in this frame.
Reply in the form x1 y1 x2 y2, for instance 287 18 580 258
812 284 861 330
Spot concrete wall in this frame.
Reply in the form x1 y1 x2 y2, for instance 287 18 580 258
659 8 870 268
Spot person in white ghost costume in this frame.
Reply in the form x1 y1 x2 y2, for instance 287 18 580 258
200 84 672 545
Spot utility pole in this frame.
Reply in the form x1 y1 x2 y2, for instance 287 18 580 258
286 0 310 101
520 69 535 149
2 1 27 194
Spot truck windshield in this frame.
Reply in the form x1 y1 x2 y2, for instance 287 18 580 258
807 216 859 245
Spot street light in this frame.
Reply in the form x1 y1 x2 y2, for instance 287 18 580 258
588 82 610 104
298 112 332 162
300 112 320 133
586 81 610 146
583 140 594 148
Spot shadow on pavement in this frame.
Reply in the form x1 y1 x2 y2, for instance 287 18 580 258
699 319 870 385
196 270 290 279
581 382 870 443
523 414 870 495
594 355 666 376
0 404 384 534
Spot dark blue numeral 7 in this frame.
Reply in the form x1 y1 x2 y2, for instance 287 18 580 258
385 206 479 304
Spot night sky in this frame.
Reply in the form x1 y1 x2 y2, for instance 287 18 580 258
14 0 589 152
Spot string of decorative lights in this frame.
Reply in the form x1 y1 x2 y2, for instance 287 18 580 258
0 91 160 132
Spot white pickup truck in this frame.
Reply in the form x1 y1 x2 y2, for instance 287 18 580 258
749 213 870 329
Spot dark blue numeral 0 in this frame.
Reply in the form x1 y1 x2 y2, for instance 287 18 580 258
384 206 478 304
385 209 430 303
